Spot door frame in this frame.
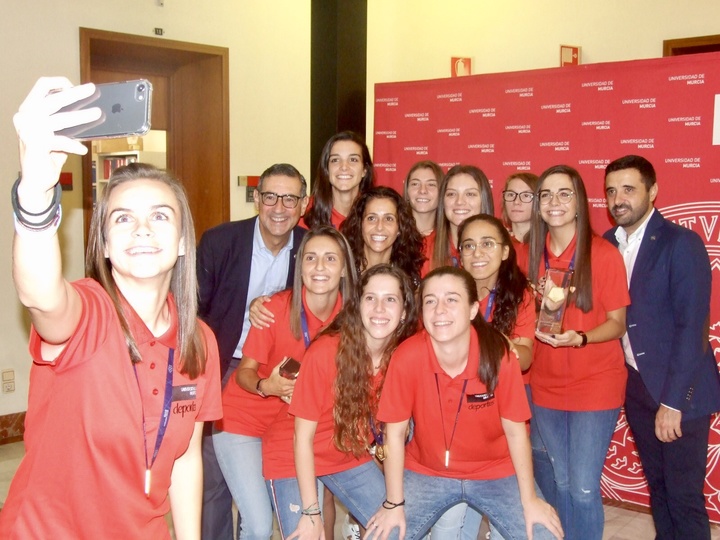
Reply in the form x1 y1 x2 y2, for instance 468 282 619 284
79 27 229 246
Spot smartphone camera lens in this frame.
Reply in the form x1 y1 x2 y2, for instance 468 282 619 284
138 84 146 92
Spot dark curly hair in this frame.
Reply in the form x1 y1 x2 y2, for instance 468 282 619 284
420 266 509 393
321 264 418 457
340 186 425 288
303 131 374 229
457 214 531 337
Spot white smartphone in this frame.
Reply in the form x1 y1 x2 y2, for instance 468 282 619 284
56 80 152 140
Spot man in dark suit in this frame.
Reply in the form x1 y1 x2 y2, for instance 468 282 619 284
197 163 308 540
603 155 720 540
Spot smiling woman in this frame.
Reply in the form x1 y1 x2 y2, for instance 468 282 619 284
213 226 356 539
340 186 425 287
4 77 222 540
526 164 630 540
268 264 418 539
430 165 494 271
369 267 562 540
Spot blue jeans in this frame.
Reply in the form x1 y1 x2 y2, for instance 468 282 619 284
403 470 556 540
533 405 620 540
267 460 397 539
430 502 484 540
527 385 556 507
213 430 274 539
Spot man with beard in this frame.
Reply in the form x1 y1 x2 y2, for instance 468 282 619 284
603 155 720 539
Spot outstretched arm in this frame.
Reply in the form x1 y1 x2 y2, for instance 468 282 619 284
12 78 100 355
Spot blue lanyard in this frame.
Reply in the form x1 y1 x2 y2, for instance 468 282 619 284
483 288 496 322
544 246 576 272
369 415 384 446
132 348 174 497
300 304 311 349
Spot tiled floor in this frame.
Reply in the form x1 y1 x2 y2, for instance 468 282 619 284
1 440 718 539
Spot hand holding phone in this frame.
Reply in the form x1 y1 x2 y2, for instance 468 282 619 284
279 357 301 380
55 79 152 140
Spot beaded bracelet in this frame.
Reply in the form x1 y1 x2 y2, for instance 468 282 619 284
11 177 63 229
382 499 405 510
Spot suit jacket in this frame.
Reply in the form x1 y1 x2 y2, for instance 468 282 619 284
197 216 306 377
604 210 720 419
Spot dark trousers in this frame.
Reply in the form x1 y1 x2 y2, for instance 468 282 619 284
201 426 235 540
625 366 711 540
201 359 241 540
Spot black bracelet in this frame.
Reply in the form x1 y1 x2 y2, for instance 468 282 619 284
301 510 322 516
382 499 405 510
573 330 588 348
11 177 62 228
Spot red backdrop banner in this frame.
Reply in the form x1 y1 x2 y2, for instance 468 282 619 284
373 52 720 520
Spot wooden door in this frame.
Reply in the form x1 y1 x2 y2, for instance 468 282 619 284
79 28 229 245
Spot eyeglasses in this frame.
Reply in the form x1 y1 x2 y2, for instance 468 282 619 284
259 191 302 208
502 190 534 203
538 189 575 205
459 238 503 253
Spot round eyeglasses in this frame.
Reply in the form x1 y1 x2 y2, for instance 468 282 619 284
259 191 302 208
459 238 503 254
502 190 534 203
538 189 575 205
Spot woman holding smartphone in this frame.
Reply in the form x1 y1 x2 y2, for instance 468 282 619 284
369 267 562 540
213 226 355 539
427 165 494 273
3 78 222 540
302 131 374 230
340 186 425 287
527 165 629 540
265 265 417 539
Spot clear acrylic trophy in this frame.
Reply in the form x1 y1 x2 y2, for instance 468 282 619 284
536 268 573 334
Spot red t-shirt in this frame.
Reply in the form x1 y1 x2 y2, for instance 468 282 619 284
481 288 535 384
0 279 222 540
530 234 630 411
299 197 347 230
216 289 342 437
263 334 373 479
514 240 530 275
378 330 529 480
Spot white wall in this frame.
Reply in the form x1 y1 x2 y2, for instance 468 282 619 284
0 0 310 415
2 0 718 417
366 0 720 151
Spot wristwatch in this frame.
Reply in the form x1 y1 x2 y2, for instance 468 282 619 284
256 378 268 398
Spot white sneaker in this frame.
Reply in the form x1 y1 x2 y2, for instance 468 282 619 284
342 513 361 540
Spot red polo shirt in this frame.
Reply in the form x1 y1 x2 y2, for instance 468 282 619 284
530 234 630 411
300 198 347 230
217 289 342 437
0 279 222 540
481 288 535 384
263 334 373 479
378 329 529 480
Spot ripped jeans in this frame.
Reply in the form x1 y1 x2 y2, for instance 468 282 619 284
532 405 620 540
267 460 397 539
